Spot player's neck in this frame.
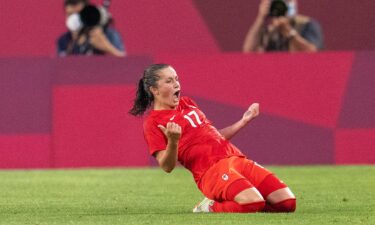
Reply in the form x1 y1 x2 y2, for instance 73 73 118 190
153 102 177 111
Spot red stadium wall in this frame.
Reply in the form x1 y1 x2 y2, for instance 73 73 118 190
0 52 374 168
1 0 375 57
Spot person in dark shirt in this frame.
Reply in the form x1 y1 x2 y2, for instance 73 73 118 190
243 0 323 53
57 0 126 57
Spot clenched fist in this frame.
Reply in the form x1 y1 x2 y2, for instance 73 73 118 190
158 122 182 142
242 103 260 124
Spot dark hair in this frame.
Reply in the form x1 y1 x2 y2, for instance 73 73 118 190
64 0 89 6
129 64 170 116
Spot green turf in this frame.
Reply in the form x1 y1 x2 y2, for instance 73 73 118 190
0 166 374 225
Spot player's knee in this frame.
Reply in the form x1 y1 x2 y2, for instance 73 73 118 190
227 179 264 205
234 188 265 205
273 198 296 212
241 200 266 213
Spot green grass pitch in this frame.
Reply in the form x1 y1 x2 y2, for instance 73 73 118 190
0 166 374 225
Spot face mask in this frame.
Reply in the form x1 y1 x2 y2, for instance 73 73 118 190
287 2 297 17
66 13 82 32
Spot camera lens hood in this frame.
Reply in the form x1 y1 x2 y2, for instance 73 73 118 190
269 0 288 17
80 5 101 27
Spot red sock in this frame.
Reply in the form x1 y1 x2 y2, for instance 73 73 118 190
212 200 265 213
263 199 296 213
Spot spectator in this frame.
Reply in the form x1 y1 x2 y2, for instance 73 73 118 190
57 0 125 57
243 0 323 53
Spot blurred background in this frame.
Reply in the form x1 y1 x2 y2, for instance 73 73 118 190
1 0 375 56
0 0 374 169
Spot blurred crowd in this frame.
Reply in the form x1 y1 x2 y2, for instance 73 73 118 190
56 0 323 57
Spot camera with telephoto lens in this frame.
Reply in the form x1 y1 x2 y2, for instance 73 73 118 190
79 4 110 29
269 0 288 17
65 1 112 33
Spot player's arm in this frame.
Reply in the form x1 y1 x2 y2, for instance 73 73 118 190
219 103 259 140
155 122 182 173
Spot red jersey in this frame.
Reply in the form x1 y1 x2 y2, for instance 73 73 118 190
143 97 245 183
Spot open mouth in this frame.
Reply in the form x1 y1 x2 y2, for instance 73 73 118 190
174 90 180 98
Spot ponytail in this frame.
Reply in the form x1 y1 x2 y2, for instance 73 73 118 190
129 78 152 116
129 63 170 116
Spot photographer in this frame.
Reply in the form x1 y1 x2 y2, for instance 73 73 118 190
57 0 125 57
243 0 323 53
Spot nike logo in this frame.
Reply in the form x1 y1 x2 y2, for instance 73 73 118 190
170 115 176 121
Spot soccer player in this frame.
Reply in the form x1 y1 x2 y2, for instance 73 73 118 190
129 64 296 213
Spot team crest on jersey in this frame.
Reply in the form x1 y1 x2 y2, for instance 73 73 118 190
222 174 229 181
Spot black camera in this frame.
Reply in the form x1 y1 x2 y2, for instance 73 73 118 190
269 0 288 17
79 4 110 28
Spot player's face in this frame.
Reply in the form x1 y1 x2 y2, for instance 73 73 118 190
152 66 181 110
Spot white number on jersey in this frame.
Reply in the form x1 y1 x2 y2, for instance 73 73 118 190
183 110 203 128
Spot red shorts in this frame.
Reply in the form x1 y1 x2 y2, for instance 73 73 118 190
198 156 286 201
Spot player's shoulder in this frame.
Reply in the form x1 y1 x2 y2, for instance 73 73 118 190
179 96 198 109
143 110 172 128
143 112 157 130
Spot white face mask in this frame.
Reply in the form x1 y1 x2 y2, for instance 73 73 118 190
287 2 297 17
66 13 83 32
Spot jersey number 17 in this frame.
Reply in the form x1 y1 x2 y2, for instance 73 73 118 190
183 110 202 128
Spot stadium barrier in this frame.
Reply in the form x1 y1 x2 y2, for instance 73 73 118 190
0 52 374 168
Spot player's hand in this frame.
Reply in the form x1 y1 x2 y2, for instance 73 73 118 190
242 103 260 124
158 122 182 142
